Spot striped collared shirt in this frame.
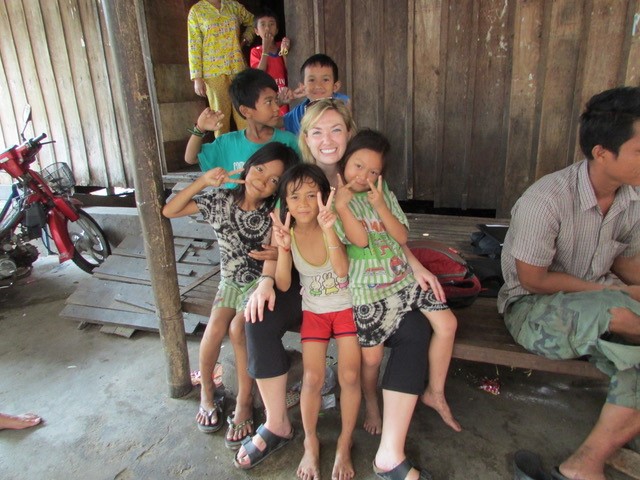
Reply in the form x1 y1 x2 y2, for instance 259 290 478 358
497 159 640 313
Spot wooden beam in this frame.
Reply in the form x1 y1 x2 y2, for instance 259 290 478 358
101 0 191 398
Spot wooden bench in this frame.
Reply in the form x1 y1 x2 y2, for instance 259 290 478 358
452 297 606 379
405 213 607 380
179 212 607 380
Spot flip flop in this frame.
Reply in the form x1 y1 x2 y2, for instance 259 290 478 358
196 398 224 434
513 450 552 480
373 459 433 480
224 412 254 450
233 423 294 470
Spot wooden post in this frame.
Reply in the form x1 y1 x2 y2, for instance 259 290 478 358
101 0 191 398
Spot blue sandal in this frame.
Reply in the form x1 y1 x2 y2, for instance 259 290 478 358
233 423 294 470
373 459 433 480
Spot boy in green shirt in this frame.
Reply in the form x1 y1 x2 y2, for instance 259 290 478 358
185 68 300 172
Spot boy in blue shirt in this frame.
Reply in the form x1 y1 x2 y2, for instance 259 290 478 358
185 68 300 171
280 54 350 135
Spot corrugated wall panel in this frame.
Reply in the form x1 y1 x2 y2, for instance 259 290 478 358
0 0 129 188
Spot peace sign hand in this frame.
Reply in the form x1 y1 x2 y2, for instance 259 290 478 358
334 174 355 211
366 176 385 209
269 211 292 251
317 189 337 231
202 167 244 188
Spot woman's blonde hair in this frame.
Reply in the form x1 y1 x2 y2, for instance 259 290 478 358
298 98 356 164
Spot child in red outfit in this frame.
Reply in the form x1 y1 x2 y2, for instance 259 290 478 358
249 8 290 115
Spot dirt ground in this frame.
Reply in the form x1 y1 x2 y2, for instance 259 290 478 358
0 255 632 479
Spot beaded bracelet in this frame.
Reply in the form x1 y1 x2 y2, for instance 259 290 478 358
187 124 205 137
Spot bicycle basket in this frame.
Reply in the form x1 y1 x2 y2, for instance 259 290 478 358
41 162 75 194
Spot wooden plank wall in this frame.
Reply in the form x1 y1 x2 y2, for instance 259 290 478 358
0 0 130 188
2 0 638 211
284 0 640 216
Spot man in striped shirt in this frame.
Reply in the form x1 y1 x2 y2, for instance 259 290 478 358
498 86 640 480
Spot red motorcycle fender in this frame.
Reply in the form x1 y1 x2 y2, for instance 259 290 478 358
52 196 80 220
48 209 75 262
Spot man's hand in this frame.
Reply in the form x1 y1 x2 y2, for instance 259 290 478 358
621 285 640 303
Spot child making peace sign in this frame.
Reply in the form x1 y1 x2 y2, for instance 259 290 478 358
271 163 361 480
163 143 298 446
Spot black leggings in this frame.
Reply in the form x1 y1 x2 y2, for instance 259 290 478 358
246 278 431 391
245 271 302 379
380 309 432 395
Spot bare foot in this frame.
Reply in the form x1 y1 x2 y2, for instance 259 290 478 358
297 435 321 480
332 435 354 480
363 398 382 435
0 413 42 430
421 388 461 432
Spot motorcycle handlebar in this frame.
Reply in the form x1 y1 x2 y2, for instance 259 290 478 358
29 133 47 145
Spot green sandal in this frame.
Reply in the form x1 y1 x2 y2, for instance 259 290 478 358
224 412 254 450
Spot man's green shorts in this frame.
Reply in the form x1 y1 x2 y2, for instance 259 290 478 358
504 289 640 409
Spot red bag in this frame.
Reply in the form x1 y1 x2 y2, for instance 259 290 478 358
407 239 481 308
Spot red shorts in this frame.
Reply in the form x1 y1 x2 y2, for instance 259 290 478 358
301 308 357 343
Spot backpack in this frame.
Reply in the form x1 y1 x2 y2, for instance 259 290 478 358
469 224 507 296
407 239 481 308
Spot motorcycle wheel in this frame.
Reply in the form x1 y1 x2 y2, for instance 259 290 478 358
67 210 111 273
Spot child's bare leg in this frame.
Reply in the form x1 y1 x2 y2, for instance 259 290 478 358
196 307 235 428
420 309 461 432
227 312 255 442
0 412 42 430
333 336 361 480
297 341 327 480
361 345 384 435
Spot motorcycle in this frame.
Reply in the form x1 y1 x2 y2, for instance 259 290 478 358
0 105 111 287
